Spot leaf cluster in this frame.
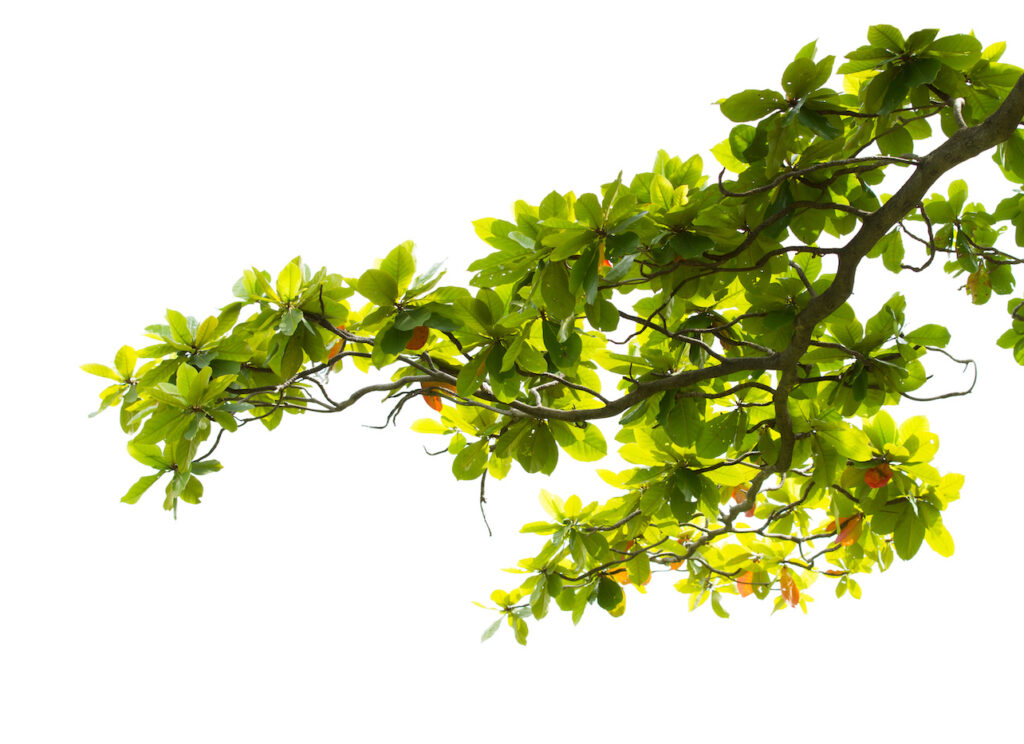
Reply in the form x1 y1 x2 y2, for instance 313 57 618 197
85 25 1024 641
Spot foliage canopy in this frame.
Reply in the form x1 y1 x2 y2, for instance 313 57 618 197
86 25 1024 644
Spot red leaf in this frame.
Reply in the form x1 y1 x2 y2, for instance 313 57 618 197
421 381 455 411
779 567 799 607
864 463 893 488
405 325 430 350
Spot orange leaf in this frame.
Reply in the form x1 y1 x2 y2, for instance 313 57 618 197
732 484 754 517
779 567 799 608
327 325 346 363
421 381 456 410
405 325 430 350
823 569 847 576
736 570 755 597
611 569 631 586
835 514 863 547
864 463 893 489
669 561 683 570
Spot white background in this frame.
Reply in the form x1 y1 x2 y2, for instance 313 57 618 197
3 1 1022 741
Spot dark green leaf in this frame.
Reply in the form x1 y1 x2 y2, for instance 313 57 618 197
541 261 576 321
596 577 625 616
893 509 926 560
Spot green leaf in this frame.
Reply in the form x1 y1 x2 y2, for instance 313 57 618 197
904 324 951 348
121 473 162 504
893 510 926 560
175 364 201 406
559 423 607 462
511 615 528 645
924 519 955 557
712 139 749 173
797 108 841 139
782 57 816 99
452 439 489 481
134 406 193 445
541 321 581 371
905 29 939 52
661 395 701 448
380 241 416 294
517 423 559 475
276 260 303 300
81 363 123 382
597 577 626 617
481 617 503 642
178 474 204 504
411 418 449 434
166 309 193 345
278 307 303 337
519 521 559 535
113 346 137 378
719 89 786 122
994 131 1024 183
695 412 738 459
357 269 399 307
670 470 700 522
925 34 982 71
530 580 550 620
575 193 604 228
455 351 490 397
867 24 905 52
539 191 569 220
585 297 619 332
710 591 730 619
880 231 905 273
540 261 575 321
201 374 237 406
193 316 220 348
191 459 223 475
538 489 563 519
127 442 169 469
863 410 897 450
669 232 715 259
815 425 874 461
